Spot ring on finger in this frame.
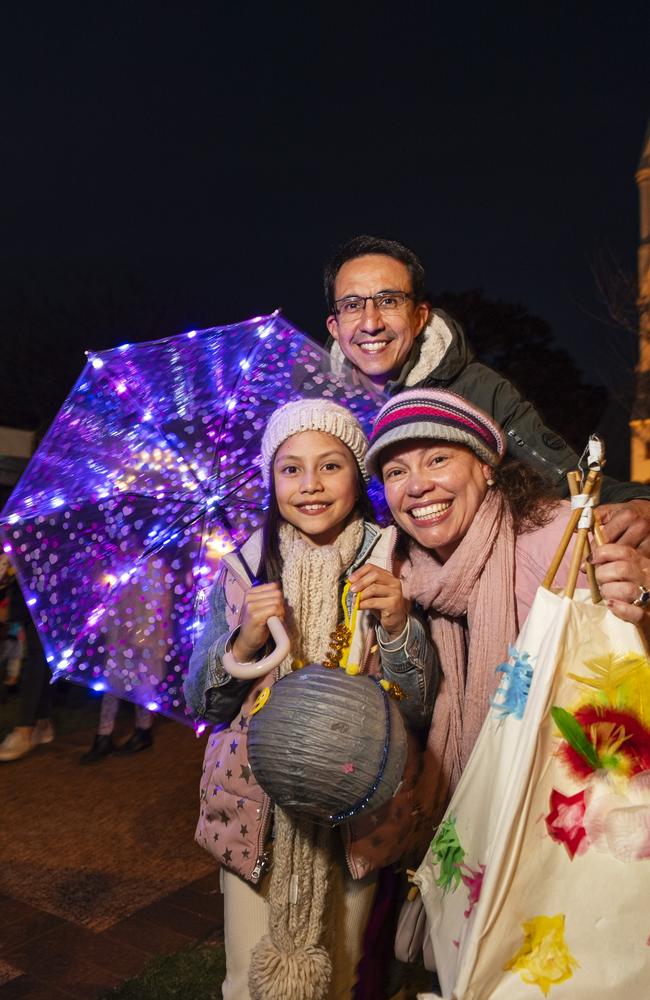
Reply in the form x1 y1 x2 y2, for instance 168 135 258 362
632 584 650 609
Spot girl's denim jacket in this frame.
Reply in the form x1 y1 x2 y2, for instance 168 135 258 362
184 522 438 730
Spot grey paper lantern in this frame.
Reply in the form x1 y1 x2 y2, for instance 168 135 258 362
247 663 407 825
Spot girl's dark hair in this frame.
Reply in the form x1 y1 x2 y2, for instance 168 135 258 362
259 464 376 583
392 460 560 565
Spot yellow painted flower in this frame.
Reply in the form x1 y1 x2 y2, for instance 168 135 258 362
504 914 578 996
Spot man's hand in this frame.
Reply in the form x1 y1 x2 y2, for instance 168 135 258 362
348 564 408 639
232 583 286 662
597 499 650 557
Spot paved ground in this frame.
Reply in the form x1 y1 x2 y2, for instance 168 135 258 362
0 691 224 999
0 869 224 999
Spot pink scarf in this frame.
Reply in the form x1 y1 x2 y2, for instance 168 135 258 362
401 488 518 820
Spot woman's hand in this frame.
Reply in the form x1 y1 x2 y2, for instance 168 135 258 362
232 583 286 661
348 565 408 639
589 542 650 625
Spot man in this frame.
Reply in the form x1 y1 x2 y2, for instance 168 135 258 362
324 234 650 549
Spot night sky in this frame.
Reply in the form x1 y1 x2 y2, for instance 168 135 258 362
2 3 649 470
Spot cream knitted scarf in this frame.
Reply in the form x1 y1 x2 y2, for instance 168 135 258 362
249 515 364 1000
400 489 518 822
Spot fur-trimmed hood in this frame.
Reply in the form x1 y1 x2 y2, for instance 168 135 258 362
328 308 474 390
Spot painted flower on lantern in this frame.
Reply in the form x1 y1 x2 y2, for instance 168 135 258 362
582 770 650 862
490 645 534 721
552 704 650 781
504 913 579 996
544 788 589 859
430 817 465 894
460 862 485 918
568 650 650 726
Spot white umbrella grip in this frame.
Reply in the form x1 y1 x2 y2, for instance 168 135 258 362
222 615 291 679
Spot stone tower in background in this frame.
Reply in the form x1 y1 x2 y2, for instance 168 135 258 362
631 119 650 481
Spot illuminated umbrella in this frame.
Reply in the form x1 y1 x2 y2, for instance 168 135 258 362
0 312 385 723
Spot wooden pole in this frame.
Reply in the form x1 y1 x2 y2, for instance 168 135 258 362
542 467 601 590
567 471 602 604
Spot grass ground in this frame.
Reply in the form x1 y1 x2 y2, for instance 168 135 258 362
100 943 227 1000
98 941 433 1000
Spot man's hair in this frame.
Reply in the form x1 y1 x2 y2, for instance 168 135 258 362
323 235 427 312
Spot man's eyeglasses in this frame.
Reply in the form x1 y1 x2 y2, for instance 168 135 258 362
333 291 413 319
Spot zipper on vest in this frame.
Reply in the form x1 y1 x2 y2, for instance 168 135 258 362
249 795 273 884
250 850 269 883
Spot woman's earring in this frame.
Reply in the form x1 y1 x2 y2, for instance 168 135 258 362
486 478 495 487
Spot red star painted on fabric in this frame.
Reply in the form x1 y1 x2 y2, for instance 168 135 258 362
545 787 589 859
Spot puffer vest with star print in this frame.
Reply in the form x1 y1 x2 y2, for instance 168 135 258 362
194 528 429 885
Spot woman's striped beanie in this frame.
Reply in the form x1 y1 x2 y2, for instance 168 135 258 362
365 389 506 478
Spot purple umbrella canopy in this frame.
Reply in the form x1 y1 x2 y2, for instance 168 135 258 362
0 312 386 724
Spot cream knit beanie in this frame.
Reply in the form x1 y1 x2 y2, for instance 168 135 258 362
260 398 369 488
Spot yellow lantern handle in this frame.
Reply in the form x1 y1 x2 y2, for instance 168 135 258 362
222 615 291 679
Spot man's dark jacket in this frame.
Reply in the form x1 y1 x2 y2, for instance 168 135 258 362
329 309 649 503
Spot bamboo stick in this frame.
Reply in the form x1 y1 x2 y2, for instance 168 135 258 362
542 467 600 590
567 471 602 604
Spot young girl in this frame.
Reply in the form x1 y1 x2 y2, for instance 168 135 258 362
184 398 437 1000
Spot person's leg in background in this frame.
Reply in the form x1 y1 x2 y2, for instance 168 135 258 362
79 692 119 764
0 627 53 762
114 704 154 755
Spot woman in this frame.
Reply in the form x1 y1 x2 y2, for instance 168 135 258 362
184 397 437 1000
365 388 650 819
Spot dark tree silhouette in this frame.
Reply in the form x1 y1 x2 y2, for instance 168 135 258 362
432 290 608 454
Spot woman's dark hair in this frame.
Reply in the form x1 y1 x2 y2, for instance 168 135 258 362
323 235 428 313
492 461 560 534
392 460 560 565
259 464 376 583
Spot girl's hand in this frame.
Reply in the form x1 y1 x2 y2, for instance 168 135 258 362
348 565 408 639
233 583 286 661
590 542 650 625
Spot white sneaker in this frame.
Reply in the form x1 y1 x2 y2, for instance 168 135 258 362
31 719 54 747
31 720 55 746
0 729 33 762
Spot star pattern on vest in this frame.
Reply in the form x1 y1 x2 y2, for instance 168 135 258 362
239 714 248 730
240 763 252 783
218 810 230 826
236 798 245 809
226 768 233 779
215 759 222 770
240 824 248 836
242 848 250 858
212 784 223 796
223 848 232 864
213 832 220 842
229 739 238 754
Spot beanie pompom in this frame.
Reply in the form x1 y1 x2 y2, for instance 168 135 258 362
249 935 332 1000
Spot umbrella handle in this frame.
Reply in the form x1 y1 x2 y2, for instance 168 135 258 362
222 616 291 680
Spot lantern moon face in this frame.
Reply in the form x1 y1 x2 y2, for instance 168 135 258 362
247 664 408 825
